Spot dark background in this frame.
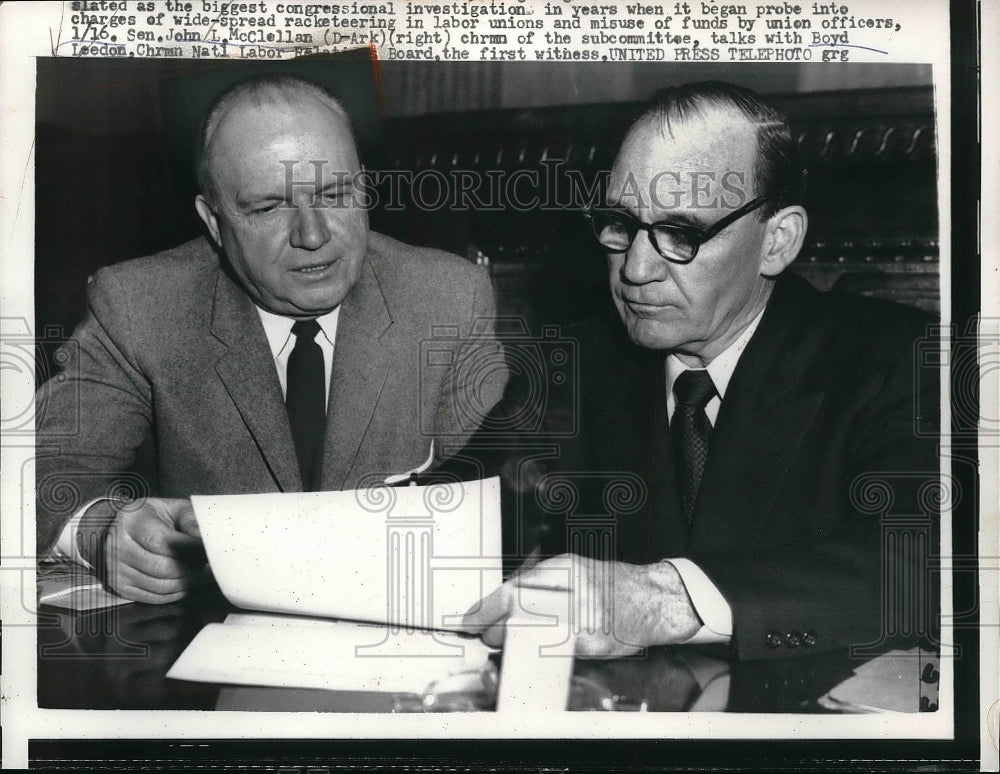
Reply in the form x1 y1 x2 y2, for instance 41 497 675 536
35 59 938 379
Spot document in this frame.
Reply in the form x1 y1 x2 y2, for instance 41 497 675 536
168 478 502 693
37 559 133 612
192 477 501 631
167 612 494 694
818 648 938 713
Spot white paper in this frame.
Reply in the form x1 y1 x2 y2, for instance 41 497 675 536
495 585 576 714
166 613 493 694
191 477 501 632
819 647 934 713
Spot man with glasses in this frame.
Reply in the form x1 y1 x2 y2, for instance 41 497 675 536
465 82 938 661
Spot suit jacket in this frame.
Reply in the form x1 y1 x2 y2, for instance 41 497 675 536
36 232 507 554
483 273 939 660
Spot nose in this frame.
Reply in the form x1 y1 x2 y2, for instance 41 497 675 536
619 231 666 285
289 201 332 251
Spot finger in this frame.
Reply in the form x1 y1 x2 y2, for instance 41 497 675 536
112 561 200 598
105 531 178 604
176 506 201 539
117 556 201 592
574 633 639 660
480 620 507 648
128 516 207 567
125 513 185 557
115 535 202 581
105 563 191 603
461 583 509 631
111 580 189 606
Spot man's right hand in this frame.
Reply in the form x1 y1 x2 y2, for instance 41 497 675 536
104 498 208 604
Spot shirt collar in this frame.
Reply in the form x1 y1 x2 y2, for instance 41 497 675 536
255 305 341 359
665 307 766 400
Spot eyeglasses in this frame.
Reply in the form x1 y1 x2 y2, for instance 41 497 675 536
585 195 769 264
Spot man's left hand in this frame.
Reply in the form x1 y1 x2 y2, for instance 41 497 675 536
463 553 701 658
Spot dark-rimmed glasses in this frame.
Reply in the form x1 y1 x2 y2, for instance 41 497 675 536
585 195 769 264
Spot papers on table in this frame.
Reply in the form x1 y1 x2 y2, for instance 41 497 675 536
37 559 133 611
166 612 494 694
169 478 503 694
818 647 938 712
191 477 502 631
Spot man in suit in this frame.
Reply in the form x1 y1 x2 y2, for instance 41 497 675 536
464 82 938 660
36 73 507 604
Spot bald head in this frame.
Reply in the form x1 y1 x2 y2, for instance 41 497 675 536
632 81 804 218
196 73 357 206
192 73 369 319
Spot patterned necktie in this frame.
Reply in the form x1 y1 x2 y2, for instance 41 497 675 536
671 369 718 524
286 319 326 491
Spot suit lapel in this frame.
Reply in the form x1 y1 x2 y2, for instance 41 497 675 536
594 348 659 478
594 344 687 562
210 270 302 492
319 257 395 490
689 277 826 551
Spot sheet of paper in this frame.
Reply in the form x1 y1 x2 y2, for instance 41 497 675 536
819 647 932 713
166 613 494 694
191 477 501 631
37 561 134 611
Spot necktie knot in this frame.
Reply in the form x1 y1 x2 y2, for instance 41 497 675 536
673 369 717 410
292 319 321 343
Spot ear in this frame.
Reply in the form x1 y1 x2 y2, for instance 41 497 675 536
195 195 222 247
759 205 807 278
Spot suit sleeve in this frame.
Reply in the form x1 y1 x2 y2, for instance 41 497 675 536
35 268 154 555
695 330 940 660
430 265 508 464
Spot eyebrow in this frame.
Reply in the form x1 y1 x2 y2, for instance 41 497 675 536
235 180 353 209
319 181 353 195
603 200 710 232
654 210 709 231
234 185 280 206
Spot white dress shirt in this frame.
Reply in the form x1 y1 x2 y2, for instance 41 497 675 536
255 306 340 405
52 306 340 564
662 308 766 644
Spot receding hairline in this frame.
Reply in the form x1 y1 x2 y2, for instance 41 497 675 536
197 77 357 202
618 82 803 218
630 102 760 147
619 106 762 179
204 85 351 148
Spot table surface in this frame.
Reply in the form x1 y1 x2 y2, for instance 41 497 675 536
36 586 930 713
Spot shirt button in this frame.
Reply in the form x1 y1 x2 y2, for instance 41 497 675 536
803 630 818 647
765 631 783 648
785 631 802 648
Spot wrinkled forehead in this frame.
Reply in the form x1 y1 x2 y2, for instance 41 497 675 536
609 109 759 203
208 94 358 181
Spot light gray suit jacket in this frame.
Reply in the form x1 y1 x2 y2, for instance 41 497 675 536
36 232 507 553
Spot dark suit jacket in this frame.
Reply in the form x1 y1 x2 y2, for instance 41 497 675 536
36 232 507 554
478 273 939 660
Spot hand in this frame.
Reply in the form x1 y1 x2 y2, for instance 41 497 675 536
104 498 208 604
463 554 702 658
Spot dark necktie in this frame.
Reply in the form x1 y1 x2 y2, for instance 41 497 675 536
286 319 326 490
671 369 717 524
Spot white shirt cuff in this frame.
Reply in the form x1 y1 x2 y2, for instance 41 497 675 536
51 498 109 570
663 557 733 644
